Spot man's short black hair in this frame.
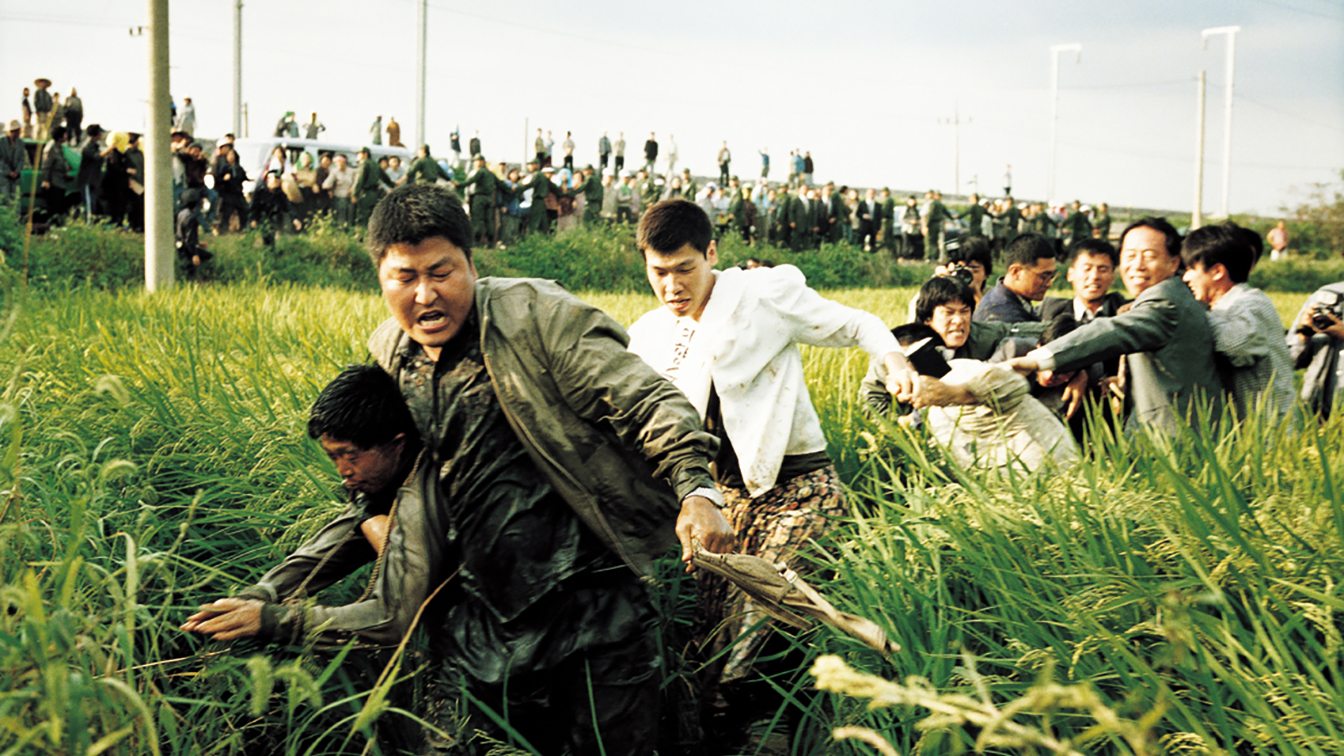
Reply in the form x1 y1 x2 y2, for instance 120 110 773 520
366 183 474 266
636 199 713 256
892 322 942 348
307 365 417 449
914 275 977 324
1228 221 1264 269
1119 216 1182 260
948 234 993 277
1183 223 1255 283
1002 233 1055 269
1067 238 1117 268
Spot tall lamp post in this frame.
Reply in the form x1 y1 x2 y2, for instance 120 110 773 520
1047 43 1081 206
1202 26 1240 218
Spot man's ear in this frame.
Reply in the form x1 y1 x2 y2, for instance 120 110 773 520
706 240 718 267
1210 263 1230 282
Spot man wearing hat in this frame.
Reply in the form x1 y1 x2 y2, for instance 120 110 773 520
76 124 107 219
1 120 28 199
456 153 498 245
352 147 395 227
33 79 54 142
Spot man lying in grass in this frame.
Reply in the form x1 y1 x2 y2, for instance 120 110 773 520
180 364 425 645
865 323 1079 473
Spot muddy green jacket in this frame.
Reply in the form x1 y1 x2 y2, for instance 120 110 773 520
239 457 441 647
368 277 718 578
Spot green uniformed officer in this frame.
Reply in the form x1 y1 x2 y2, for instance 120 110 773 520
1093 202 1112 241
957 193 995 238
405 144 454 185
517 157 554 236
576 165 603 225
352 147 395 227
1062 200 1092 245
457 154 498 245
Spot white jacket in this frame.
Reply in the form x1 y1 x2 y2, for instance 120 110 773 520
628 265 897 497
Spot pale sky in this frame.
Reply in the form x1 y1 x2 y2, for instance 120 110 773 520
3 0 1342 216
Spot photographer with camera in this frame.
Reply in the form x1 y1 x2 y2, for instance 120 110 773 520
974 233 1058 323
1289 282 1344 420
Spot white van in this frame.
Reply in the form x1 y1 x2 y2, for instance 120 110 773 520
230 137 413 196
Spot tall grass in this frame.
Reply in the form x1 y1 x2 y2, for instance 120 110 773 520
0 275 1340 755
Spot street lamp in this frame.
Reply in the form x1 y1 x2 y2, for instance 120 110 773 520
1202 26 1240 217
1048 43 1081 206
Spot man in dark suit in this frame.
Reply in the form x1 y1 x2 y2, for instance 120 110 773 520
1039 239 1128 324
1009 217 1223 435
974 233 1058 324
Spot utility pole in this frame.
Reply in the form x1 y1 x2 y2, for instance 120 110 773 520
232 0 242 137
1193 71 1207 230
415 0 427 150
145 0 173 291
1202 26 1240 217
938 103 970 196
1047 43 1081 206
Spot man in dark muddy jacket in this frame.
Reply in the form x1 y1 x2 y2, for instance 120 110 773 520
193 182 733 755
354 183 731 755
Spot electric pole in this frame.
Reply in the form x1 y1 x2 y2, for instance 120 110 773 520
1047 43 1081 206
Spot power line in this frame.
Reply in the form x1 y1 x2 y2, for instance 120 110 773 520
426 1 651 54
1250 0 1344 21
1238 93 1344 134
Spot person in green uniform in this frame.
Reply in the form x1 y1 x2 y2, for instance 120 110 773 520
878 188 896 255
996 196 1025 250
637 169 661 217
1062 200 1092 246
1029 202 1060 256
957 193 995 238
456 154 498 245
723 177 751 242
923 190 955 264
1093 202 1112 241
576 164 603 225
405 144 453 185
516 157 554 236
353 146 395 227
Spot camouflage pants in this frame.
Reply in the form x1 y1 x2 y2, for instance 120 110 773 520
699 465 847 684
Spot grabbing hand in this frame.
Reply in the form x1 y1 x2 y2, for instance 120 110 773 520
675 495 734 572
180 597 265 641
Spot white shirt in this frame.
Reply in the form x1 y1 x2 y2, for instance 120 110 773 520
924 359 1078 473
628 265 897 496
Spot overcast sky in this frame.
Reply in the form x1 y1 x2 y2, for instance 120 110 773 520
3 0 1341 215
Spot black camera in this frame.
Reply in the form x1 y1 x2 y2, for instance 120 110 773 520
947 264 976 286
1311 291 1343 331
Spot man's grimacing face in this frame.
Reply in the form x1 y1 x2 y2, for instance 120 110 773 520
378 237 478 361
320 434 406 494
926 301 972 349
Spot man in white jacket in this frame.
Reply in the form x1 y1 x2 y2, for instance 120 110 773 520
627 198 915 747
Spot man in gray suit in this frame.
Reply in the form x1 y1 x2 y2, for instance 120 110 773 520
1008 217 1223 435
